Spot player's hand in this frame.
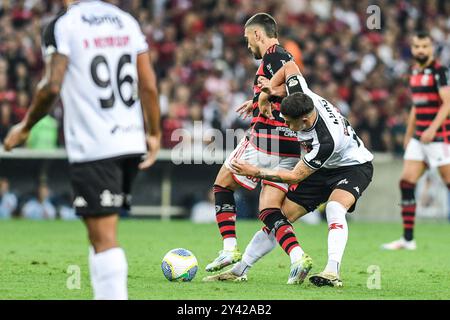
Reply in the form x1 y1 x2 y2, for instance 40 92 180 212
259 100 274 119
420 127 436 144
257 76 273 95
3 122 30 151
139 134 161 170
236 99 253 120
229 159 259 177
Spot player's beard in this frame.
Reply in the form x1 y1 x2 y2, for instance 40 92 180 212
414 54 429 65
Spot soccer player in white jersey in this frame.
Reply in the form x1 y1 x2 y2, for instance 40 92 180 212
3 0 161 299
204 61 374 287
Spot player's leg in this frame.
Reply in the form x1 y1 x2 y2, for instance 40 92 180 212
83 214 128 300
438 164 450 222
382 160 426 250
310 162 373 287
207 137 263 272
205 164 243 272
70 158 131 300
382 139 427 249
203 197 309 283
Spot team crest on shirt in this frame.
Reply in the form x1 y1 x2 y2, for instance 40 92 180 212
300 139 313 153
421 74 431 86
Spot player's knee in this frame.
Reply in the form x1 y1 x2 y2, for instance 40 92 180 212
259 208 290 232
326 201 347 222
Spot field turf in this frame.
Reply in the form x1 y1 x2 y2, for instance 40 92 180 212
0 219 449 300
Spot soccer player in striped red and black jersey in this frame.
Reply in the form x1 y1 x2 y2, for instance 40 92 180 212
206 13 304 274
382 31 450 250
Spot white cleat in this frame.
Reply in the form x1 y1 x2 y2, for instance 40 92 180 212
381 237 417 250
287 254 313 285
202 269 248 282
205 248 242 272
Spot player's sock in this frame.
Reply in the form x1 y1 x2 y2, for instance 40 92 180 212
90 247 128 300
259 208 303 262
232 227 277 276
88 246 97 295
400 180 416 241
325 201 348 275
213 185 237 250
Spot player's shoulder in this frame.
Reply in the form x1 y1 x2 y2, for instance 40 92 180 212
42 10 70 48
432 60 449 73
264 44 292 60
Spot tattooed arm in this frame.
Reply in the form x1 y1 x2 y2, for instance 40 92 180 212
3 53 68 150
230 158 316 185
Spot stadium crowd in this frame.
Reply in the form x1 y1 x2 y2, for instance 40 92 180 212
1 0 450 154
1 0 450 219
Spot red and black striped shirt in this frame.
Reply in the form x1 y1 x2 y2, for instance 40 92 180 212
410 60 450 142
249 44 301 157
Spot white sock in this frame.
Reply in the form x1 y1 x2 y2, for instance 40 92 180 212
324 201 348 275
289 246 305 264
231 229 277 276
90 247 128 300
223 237 237 251
88 246 97 297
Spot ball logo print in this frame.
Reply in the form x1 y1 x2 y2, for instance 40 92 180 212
161 248 198 282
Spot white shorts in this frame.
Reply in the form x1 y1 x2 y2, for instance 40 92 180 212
224 137 299 192
404 138 450 168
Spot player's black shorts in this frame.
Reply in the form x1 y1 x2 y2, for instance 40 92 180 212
286 162 373 213
69 154 143 217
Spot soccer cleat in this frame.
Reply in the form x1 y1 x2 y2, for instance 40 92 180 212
202 269 248 282
205 248 242 272
381 237 417 250
309 272 343 287
287 254 313 285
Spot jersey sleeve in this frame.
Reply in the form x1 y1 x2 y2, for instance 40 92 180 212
302 135 335 170
262 50 293 78
130 16 148 55
436 66 450 89
42 14 71 58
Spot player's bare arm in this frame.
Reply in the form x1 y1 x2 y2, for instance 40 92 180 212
230 158 315 185
420 86 450 143
137 51 161 169
404 106 416 149
257 61 302 119
3 53 68 151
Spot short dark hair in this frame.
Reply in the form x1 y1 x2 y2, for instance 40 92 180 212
280 92 315 119
244 13 278 38
415 30 431 40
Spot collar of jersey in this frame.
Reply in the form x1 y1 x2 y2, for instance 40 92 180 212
302 108 319 133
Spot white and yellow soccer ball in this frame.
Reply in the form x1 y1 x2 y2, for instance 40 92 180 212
161 248 198 282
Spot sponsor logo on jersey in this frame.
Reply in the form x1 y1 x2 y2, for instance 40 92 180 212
312 159 322 166
81 14 123 29
337 179 349 186
353 186 360 195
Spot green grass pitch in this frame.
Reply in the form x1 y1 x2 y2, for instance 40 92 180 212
1 219 449 300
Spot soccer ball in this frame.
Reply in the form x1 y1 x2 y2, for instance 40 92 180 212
161 248 198 282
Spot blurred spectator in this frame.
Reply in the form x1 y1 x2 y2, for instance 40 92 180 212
0 177 18 219
21 183 56 220
0 101 16 142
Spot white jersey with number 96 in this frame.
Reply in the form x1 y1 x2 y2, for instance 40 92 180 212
42 0 148 163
